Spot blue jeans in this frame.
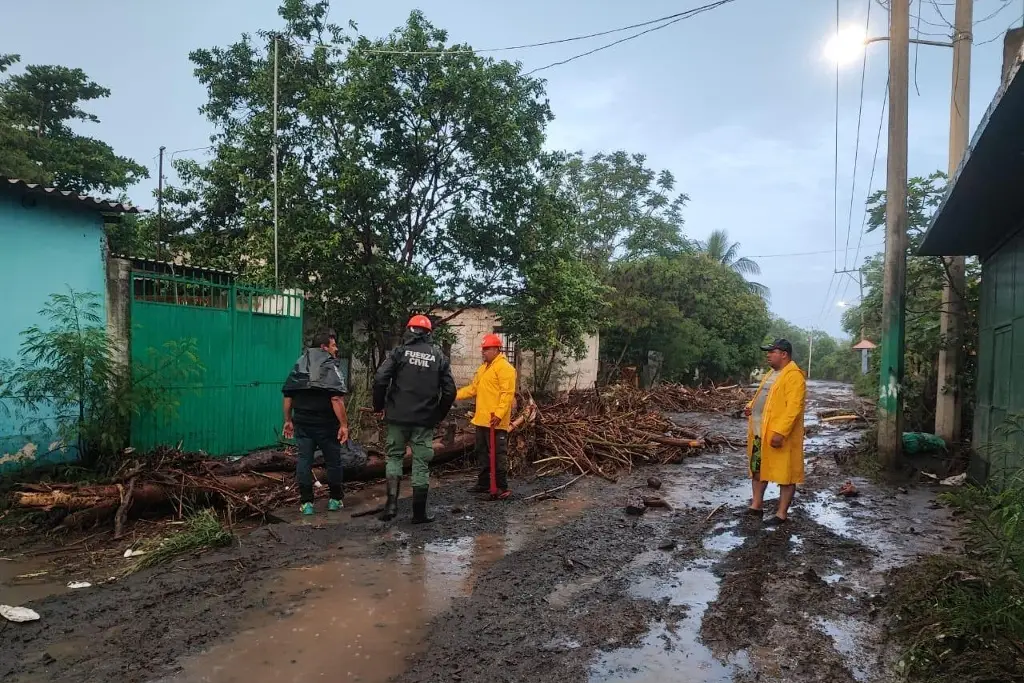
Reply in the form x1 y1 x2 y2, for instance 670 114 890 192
294 423 343 503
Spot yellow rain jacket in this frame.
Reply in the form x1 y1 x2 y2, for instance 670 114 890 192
456 354 517 431
746 361 807 485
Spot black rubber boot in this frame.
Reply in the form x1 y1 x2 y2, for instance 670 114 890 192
411 486 435 525
379 477 400 522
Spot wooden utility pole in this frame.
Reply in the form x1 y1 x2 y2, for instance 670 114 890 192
157 145 165 260
877 0 910 468
935 0 973 445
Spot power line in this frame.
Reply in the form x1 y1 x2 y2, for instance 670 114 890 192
746 243 884 259
851 76 890 276
352 1 737 57
844 0 873 271
975 0 1016 25
523 0 739 75
977 13 1024 44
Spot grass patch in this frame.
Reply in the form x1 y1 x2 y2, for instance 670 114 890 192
131 509 233 572
888 475 1024 682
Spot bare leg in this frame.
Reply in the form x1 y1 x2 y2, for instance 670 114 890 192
776 484 796 520
750 475 769 511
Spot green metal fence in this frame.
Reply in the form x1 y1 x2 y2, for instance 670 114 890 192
130 271 303 456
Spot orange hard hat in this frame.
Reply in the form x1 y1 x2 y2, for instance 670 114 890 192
407 314 432 331
481 333 503 349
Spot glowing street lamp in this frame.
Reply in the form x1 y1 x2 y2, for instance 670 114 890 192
825 26 868 65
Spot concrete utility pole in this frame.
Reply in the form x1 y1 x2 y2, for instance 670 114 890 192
935 0 973 445
157 145 165 260
877 0 910 468
272 35 280 290
807 332 814 380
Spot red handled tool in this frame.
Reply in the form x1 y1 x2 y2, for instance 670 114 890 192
488 412 500 498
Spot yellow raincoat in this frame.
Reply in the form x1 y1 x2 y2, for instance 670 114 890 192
746 361 807 485
456 354 517 431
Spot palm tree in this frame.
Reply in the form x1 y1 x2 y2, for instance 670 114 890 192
697 229 770 302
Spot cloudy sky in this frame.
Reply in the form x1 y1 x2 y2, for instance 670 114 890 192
3 0 1021 335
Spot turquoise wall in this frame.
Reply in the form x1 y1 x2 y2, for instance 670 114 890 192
0 191 106 472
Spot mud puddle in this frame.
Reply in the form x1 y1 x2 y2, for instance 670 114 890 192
170 494 591 683
0 557 67 606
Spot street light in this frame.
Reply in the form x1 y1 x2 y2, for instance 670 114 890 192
825 26 869 65
825 26 953 65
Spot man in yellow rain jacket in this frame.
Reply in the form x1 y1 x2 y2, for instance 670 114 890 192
457 333 516 499
744 338 806 526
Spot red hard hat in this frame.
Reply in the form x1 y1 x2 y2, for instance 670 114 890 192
481 333 503 349
407 314 432 331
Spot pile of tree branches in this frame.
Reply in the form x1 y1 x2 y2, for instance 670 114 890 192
598 383 752 416
509 388 742 480
9 430 476 533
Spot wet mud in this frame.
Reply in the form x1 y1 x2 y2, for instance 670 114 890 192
0 381 961 683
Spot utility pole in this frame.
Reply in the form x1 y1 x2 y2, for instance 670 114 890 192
157 145 165 261
807 332 814 380
877 0 910 469
935 0 973 445
272 35 280 290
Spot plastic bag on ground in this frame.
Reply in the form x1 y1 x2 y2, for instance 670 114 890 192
902 432 947 454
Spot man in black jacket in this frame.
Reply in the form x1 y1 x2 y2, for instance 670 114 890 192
282 330 349 516
372 315 456 523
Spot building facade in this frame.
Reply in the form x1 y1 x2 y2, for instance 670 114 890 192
919 29 1024 486
0 179 139 471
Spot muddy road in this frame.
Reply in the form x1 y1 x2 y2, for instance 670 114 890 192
0 381 960 683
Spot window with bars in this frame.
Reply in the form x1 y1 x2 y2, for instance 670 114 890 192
493 326 517 364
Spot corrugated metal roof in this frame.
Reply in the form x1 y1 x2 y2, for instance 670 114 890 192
4 177 142 214
119 254 238 277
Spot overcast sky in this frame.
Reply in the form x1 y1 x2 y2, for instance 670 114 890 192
3 0 1021 335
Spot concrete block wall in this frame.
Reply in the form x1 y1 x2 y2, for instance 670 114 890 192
348 307 600 394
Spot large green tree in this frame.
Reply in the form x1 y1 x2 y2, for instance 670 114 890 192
842 172 980 432
0 54 147 195
557 151 689 267
164 1 552 366
602 253 770 384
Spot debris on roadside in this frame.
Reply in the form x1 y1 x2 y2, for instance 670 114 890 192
837 481 859 497
646 476 663 490
940 472 967 487
641 495 671 509
624 501 647 516
0 605 41 623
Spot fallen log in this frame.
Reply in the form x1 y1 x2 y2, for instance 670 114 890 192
13 432 476 515
629 430 705 449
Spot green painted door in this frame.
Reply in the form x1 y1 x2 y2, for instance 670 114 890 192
974 230 1024 487
130 272 303 456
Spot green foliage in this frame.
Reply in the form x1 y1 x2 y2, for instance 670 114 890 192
0 54 147 194
556 150 689 267
696 229 769 301
499 158 610 391
842 172 980 433
601 253 770 384
891 465 1024 682
131 509 233 572
164 1 553 367
0 289 204 469
765 317 859 382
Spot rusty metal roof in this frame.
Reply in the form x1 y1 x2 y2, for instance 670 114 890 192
3 177 142 214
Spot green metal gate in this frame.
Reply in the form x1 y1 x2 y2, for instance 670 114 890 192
130 270 303 456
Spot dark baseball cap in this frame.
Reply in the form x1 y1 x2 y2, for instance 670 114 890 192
760 338 793 354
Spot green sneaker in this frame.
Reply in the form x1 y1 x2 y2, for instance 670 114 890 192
300 502 315 516
327 498 343 512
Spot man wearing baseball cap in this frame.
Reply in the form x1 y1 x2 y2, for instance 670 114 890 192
743 338 806 526
456 333 517 499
